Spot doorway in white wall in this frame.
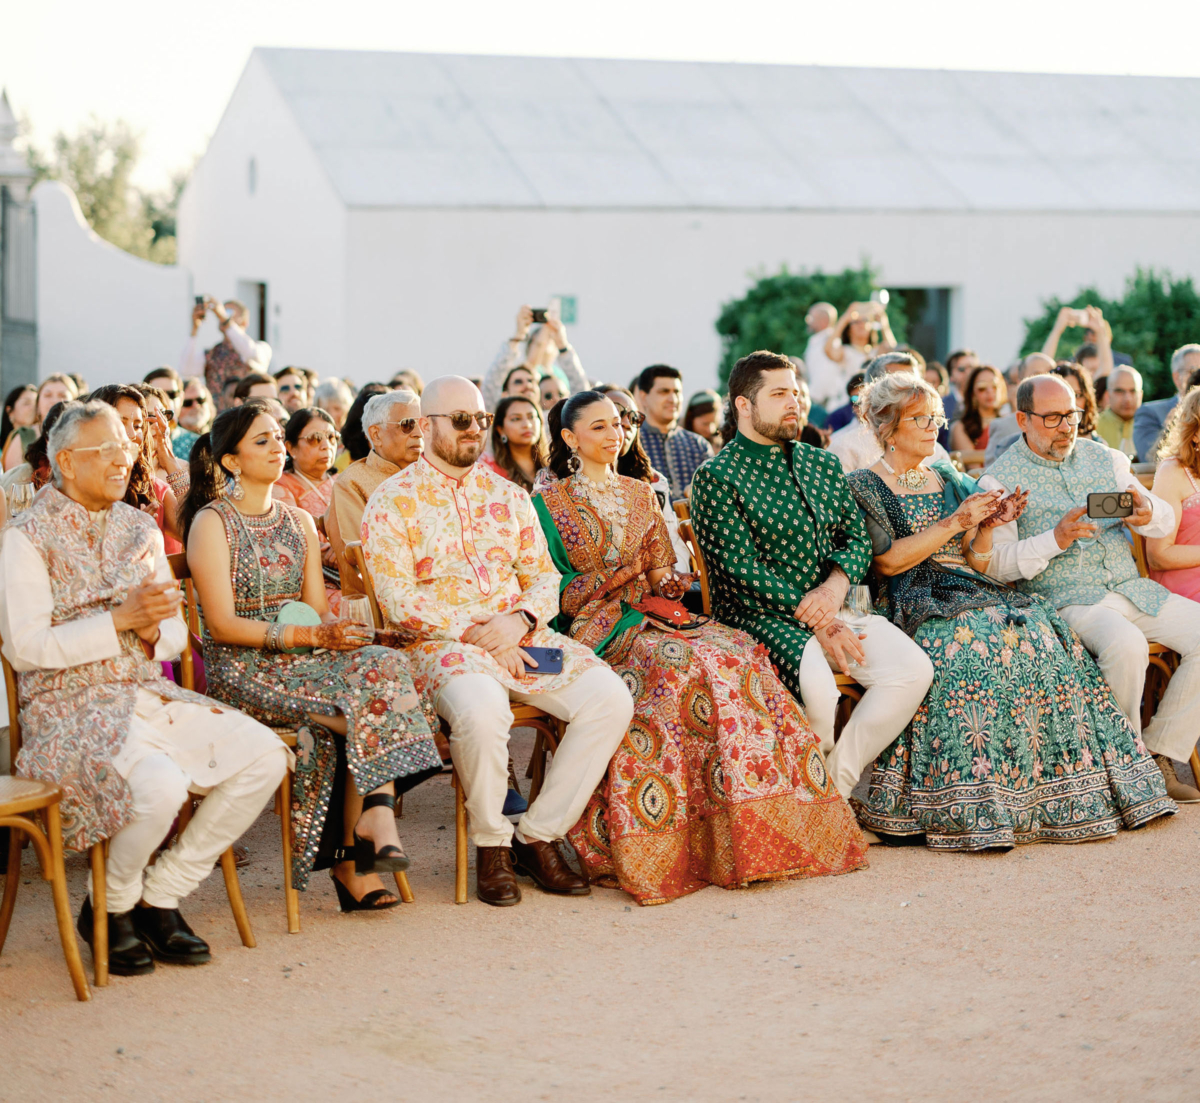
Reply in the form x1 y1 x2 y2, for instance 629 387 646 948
236 280 268 341
892 288 952 364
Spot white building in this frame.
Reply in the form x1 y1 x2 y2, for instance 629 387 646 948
178 49 1200 393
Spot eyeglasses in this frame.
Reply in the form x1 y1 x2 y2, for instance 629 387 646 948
64 441 139 463
278 382 304 393
385 418 419 434
162 408 176 423
618 409 646 427
181 397 204 409
160 389 181 400
428 411 494 431
904 414 949 430
300 432 341 447
1029 409 1083 428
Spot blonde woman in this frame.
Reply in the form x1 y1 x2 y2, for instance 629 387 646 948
1148 387 1200 601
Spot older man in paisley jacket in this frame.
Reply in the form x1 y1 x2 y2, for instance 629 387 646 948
0 401 287 976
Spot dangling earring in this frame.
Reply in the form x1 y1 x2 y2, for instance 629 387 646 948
567 449 582 474
228 471 245 501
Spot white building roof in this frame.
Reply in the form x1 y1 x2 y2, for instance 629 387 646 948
255 48 1200 212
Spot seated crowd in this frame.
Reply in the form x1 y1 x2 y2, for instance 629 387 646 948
2 294 1198 985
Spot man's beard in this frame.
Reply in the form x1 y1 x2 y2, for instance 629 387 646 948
750 404 799 443
430 424 483 467
1046 434 1075 460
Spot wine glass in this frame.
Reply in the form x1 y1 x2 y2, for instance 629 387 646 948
6 481 34 520
341 595 374 628
841 585 873 619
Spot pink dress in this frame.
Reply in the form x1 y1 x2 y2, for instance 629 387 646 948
1150 467 1200 601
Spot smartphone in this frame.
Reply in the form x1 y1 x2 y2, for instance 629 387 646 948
194 295 205 306
1086 491 1133 519
530 308 549 324
522 646 564 675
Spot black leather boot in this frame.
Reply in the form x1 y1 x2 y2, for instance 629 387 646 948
77 897 155 976
132 904 212 965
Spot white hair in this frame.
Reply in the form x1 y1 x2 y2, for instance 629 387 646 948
1171 344 1200 376
861 374 944 445
313 379 354 407
47 401 122 486
361 389 418 432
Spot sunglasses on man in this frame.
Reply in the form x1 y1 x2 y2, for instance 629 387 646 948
181 397 204 409
428 411 495 431
385 417 420 434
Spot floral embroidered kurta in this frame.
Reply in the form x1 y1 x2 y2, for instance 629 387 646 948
361 454 602 700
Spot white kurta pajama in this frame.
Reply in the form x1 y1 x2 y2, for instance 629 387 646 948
0 488 287 912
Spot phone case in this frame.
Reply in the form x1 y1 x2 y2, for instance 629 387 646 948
522 646 564 675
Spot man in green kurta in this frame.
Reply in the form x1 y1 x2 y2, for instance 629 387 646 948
692 350 933 798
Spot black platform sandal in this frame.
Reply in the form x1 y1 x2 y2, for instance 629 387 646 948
329 864 401 912
352 792 410 874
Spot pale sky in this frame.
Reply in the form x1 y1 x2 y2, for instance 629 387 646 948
6 0 1200 192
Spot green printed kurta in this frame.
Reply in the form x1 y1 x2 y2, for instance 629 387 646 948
690 434 872 701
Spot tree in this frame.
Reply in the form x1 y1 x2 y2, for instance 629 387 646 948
714 264 907 390
25 116 180 264
1021 268 1200 400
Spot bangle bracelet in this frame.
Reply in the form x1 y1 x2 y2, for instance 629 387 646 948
968 538 994 562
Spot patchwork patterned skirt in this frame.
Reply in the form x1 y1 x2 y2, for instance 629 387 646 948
858 600 1176 849
568 622 868 905
205 642 441 888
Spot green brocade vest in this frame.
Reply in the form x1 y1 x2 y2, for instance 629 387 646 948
987 435 1167 615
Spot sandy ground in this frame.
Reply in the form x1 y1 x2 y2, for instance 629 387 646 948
2 741 1199 1103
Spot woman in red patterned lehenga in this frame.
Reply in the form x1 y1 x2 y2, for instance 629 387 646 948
533 391 868 905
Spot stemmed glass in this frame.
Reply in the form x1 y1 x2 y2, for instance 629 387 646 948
841 584 873 619
341 595 374 631
6 481 33 521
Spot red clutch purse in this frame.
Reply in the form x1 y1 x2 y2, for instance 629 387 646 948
632 595 710 633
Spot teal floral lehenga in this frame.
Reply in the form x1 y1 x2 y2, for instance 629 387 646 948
846 462 1174 850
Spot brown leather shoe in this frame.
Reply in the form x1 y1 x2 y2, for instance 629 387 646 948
511 835 590 896
475 846 522 907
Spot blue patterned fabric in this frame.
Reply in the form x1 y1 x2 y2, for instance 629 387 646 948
639 423 714 502
987 435 1167 615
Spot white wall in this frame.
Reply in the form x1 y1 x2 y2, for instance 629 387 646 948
344 207 1200 397
178 52 347 375
34 181 191 387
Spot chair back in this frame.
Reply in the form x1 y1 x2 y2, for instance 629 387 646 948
345 541 385 629
1 632 21 764
1130 531 1151 579
676 519 712 616
672 500 690 521
952 449 986 473
166 553 200 692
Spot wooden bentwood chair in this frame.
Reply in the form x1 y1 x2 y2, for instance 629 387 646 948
346 541 564 904
168 552 315 932
1 627 253 994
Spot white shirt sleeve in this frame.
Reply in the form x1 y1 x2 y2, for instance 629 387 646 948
179 334 205 376
556 345 588 394
1111 449 1174 538
222 323 272 371
0 526 187 672
976 473 1065 581
481 340 521 412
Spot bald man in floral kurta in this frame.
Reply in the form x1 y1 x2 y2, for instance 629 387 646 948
691 351 933 798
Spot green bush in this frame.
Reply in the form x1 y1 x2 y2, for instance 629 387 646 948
715 264 907 391
1021 268 1200 401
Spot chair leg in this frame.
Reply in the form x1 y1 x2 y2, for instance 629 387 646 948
46 803 90 1001
393 871 414 903
0 822 20 955
527 730 547 804
89 842 108 987
219 848 256 948
453 772 468 905
278 773 299 934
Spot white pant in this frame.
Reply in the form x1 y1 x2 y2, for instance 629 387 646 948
436 666 633 847
94 749 288 913
798 613 934 798
1059 591 1200 763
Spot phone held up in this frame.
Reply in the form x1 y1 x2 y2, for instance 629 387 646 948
1086 491 1133 520
194 295 205 306
530 308 549 324
522 646 564 675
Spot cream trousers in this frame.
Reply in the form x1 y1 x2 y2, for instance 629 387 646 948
797 613 934 799
1059 590 1200 763
436 666 633 848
